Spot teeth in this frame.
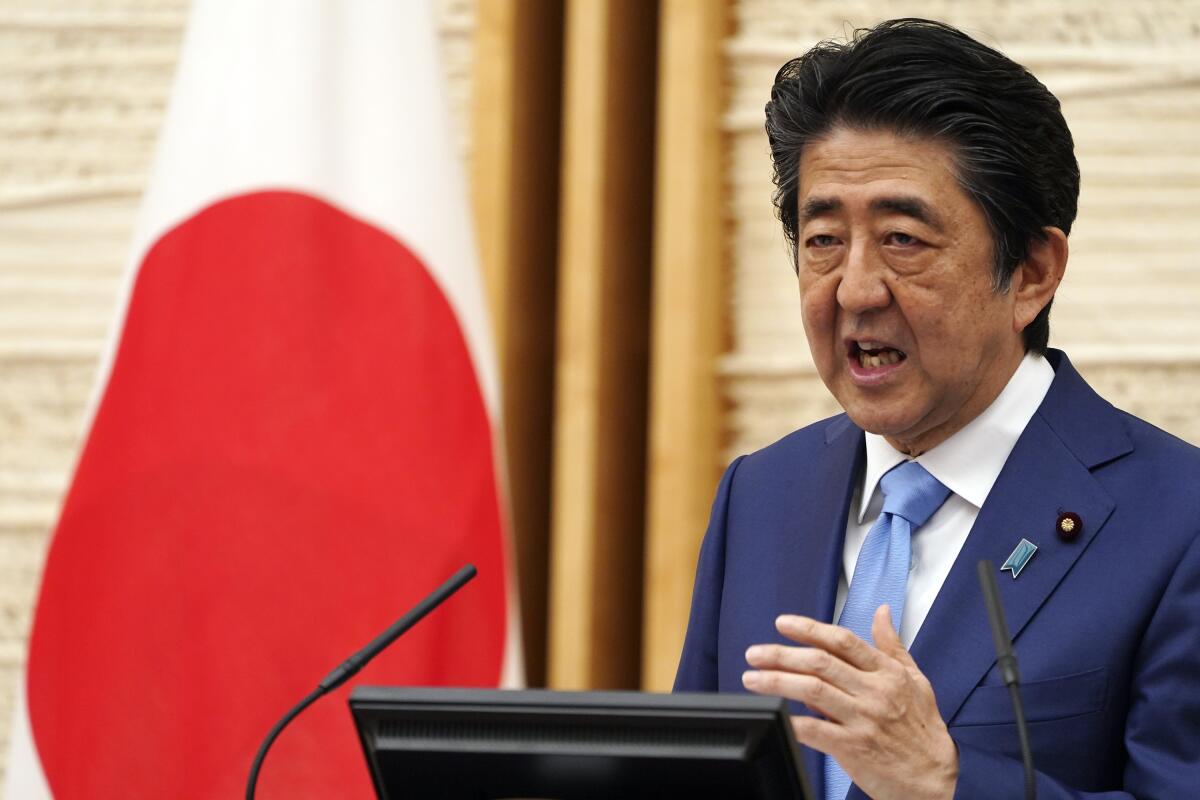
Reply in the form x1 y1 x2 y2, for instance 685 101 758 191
859 341 883 351
858 349 902 368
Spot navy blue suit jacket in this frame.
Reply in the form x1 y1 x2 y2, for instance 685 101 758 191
675 351 1200 799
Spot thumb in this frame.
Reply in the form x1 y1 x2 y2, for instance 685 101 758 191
873 605 921 673
872 605 910 662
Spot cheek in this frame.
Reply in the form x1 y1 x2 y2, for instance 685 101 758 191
799 280 843 379
902 269 997 340
906 290 1010 381
799 275 837 332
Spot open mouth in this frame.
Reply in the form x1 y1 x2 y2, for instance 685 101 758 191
850 340 907 369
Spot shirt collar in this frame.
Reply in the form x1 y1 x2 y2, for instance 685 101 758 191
855 352 1056 522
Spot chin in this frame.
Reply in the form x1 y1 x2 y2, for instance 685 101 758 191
843 405 919 439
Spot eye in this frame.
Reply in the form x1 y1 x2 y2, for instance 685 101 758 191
884 231 921 247
806 234 840 248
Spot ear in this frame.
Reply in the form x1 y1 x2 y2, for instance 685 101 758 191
1011 227 1068 333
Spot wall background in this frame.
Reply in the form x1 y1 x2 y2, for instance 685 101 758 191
2 0 1197 784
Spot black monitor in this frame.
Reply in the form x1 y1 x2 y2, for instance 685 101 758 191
349 687 812 799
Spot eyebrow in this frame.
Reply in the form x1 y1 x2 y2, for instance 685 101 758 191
798 197 841 228
871 196 946 233
797 194 947 234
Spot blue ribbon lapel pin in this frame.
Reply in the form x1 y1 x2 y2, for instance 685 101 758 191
1001 538 1038 579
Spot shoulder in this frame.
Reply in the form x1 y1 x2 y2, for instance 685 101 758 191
719 412 862 512
1041 350 1200 478
1106 408 1200 507
733 412 854 475
1114 408 1200 463
1046 353 1200 549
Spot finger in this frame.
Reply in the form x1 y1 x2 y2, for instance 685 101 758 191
871 605 905 658
744 643 870 694
742 669 858 723
871 605 923 673
789 713 852 760
776 615 882 671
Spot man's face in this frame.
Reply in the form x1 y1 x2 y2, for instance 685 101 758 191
796 127 1027 455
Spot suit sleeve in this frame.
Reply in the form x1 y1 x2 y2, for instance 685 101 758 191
673 455 744 692
947 527 1200 800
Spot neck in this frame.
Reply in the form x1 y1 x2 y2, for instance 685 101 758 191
885 346 1027 457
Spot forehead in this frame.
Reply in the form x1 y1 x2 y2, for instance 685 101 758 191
797 128 968 213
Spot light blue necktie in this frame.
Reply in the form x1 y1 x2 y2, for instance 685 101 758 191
824 460 950 800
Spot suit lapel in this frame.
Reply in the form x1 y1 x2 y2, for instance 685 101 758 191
792 415 863 625
909 352 1131 724
788 415 863 800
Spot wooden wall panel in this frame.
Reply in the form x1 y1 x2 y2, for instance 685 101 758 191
641 0 728 692
472 0 564 688
548 0 658 690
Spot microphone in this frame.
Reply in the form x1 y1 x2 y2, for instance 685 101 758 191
976 560 1035 800
245 563 478 800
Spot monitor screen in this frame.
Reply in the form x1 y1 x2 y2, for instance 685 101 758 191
349 687 812 799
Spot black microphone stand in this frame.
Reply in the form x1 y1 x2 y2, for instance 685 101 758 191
245 563 478 799
977 560 1035 800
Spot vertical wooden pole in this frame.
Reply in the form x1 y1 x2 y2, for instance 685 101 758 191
547 0 658 690
472 0 564 687
641 0 728 691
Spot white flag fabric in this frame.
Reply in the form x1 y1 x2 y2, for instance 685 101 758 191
6 1 520 796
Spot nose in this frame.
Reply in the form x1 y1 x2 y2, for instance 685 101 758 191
836 241 891 313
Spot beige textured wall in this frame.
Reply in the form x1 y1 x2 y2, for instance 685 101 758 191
0 0 477 783
724 0 1200 459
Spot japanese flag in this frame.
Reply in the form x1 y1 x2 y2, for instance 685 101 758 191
6 1 520 797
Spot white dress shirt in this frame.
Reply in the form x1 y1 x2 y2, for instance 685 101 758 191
832 352 1056 648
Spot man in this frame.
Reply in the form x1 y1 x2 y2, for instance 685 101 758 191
674 18 1200 800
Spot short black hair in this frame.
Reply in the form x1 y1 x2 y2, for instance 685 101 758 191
765 18 1079 353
